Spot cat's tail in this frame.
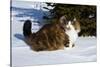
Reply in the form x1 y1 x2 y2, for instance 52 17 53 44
23 20 32 38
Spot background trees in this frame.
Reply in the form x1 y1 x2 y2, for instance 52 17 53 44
43 3 96 36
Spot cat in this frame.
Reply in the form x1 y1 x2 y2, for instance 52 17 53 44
23 16 69 51
65 18 81 48
23 15 80 51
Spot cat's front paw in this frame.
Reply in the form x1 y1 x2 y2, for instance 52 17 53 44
65 43 75 48
64 44 69 47
68 43 75 48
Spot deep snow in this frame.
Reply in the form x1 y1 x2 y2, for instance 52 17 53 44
11 1 97 67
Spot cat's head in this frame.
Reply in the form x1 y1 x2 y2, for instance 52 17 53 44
59 15 81 33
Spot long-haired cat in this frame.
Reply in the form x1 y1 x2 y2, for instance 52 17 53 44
23 16 69 51
23 15 80 51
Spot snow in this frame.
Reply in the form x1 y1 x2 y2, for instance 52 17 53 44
12 37 97 67
11 1 97 67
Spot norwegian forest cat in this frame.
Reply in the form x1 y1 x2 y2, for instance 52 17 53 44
23 15 80 51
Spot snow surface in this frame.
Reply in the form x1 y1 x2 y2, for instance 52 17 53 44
11 1 97 67
12 37 97 67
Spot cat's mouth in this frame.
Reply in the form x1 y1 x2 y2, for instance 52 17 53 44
66 26 71 30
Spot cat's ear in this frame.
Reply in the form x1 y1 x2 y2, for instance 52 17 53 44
72 18 77 24
59 15 67 24
73 18 81 33
73 18 77 21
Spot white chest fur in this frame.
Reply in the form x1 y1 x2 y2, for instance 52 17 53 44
65 22 78 48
